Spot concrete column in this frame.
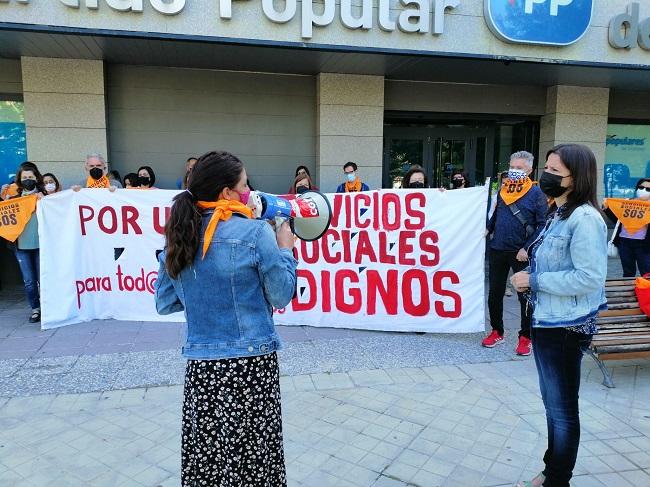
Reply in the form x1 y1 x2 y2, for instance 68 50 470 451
317 73 384 192
539 85 609 200
21 57 108 186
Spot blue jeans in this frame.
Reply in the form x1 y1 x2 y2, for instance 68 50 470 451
13 247 40 310
531 327 592 487
618 237 650 277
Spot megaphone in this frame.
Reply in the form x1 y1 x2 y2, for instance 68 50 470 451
248 190 332 241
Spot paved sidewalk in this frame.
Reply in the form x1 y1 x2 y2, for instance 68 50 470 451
1 359 649 487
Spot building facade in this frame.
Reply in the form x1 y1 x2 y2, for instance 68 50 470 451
0 0 648 198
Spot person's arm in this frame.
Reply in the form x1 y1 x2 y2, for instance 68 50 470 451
486 195 498 234
154 251 184 314
524 190 549 248
255 223 297 309
530 212 607 297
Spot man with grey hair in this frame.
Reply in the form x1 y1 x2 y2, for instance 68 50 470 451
484 150 548 356
71 153 121 191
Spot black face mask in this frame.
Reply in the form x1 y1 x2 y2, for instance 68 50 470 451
452 179 464 188
22 179 37 191
408 181 425 189
296 185 310 194
89 167 104 180
139 177 151 187
539 172 569 198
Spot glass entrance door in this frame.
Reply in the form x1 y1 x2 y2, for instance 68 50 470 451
384 126 492 189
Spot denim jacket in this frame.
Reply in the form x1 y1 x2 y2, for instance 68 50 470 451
529 204 607 328
155 212 297 360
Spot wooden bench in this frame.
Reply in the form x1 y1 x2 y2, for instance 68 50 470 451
588 277 650 388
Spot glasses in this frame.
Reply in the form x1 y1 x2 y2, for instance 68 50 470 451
638 187 650 192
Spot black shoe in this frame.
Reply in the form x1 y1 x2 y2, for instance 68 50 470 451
29 311 41 323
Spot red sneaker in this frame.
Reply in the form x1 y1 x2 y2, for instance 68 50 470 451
516 336 532 356
482 330 504 348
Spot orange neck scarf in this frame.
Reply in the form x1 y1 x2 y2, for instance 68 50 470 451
196 199 253 258
500 177 533 206
86 175 110 189
605 198 650 234
345 177 362 193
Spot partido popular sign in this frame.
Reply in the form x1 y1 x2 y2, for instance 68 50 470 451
37 188 487 332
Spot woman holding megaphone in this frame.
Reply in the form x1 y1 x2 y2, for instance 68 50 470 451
155 150 297 486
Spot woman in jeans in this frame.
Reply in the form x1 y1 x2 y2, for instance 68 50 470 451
11 162 47 323
511 144 607 487
155 151 296 486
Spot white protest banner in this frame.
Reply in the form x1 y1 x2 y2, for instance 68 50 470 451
38 189 184 329
38 187 487 332
275 187 487 333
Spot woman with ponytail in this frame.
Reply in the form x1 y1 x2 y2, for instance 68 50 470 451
155 151 297 486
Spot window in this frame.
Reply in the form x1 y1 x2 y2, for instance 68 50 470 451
0 101 27 186
605 123 650 198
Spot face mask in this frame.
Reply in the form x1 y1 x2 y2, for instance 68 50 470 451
507 169 528 182
296 185 310 194
139 177 151 186
45 183 56 193
637 188 650 200
22 179 37 191
89 167 104 180
409 181 425 189
452 179 464 188
238 190 251 205
346 173 356 183
539 172 569 198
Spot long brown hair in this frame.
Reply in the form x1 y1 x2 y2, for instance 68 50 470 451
546 144 600 220
164 151 245 278
15 162 46 196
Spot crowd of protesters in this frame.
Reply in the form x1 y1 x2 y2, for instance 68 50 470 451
0 144 648 486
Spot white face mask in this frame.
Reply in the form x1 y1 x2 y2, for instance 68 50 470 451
637 188 650 200
507 169 528 182
45 183 56 193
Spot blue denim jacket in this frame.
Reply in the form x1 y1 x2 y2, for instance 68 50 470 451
529 204 608 328
155 213 297 360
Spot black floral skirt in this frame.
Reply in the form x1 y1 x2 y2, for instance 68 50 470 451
181 352 287 487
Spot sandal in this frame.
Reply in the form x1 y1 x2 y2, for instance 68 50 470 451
29 311 41 323
517 472 545 487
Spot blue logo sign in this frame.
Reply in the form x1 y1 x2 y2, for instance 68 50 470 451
484 0 593 46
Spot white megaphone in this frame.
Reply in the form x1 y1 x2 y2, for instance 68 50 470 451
248 190 332 241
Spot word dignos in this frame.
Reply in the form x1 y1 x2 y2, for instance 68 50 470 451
484 0 593 46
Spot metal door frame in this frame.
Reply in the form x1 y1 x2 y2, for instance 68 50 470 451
383 125 495 188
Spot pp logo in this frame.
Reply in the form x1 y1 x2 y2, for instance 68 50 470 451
484 0 593 46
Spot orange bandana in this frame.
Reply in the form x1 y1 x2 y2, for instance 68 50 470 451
345 177 362 193
604 198 650 234
196 200 253 258
500 177 533 206
0 195 37 242
86 175 110 189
